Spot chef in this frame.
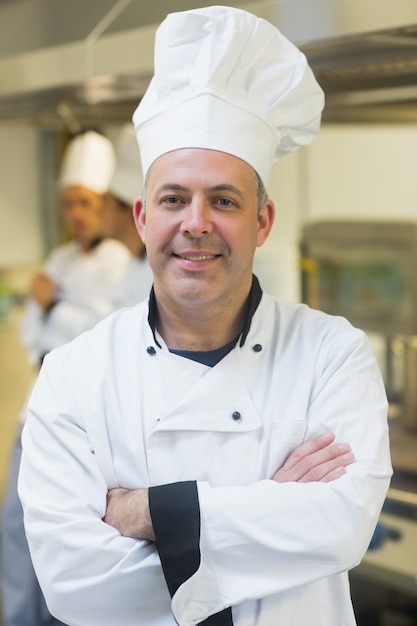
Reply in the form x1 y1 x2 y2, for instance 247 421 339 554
1 130 130 626
20 130 131 363
101 123 153 308
19 6 392 626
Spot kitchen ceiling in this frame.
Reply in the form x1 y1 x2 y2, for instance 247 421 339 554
2 0 417 128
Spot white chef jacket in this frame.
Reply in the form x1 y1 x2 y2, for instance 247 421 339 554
19 279 392 626
20 238 131 366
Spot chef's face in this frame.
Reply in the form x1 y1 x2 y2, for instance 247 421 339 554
59 185 104 250
134 148 274 312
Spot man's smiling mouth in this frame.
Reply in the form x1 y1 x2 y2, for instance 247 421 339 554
175 254 219 261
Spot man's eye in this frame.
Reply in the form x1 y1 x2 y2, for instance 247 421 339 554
217 198 234 208
164 196 181 205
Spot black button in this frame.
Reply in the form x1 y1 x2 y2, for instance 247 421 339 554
146 346 156 355
252 344 262 353
232 411 241 421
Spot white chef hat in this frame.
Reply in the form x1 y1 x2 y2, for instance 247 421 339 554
58 130 115 194
133 5 324 186
109 123 143 206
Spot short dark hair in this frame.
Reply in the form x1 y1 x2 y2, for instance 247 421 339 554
254 170 268 215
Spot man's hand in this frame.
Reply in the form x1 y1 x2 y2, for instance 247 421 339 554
273 432 354 484
30 274 56 311
103 487 155 541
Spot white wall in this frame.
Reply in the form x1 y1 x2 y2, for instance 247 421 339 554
307 124 417 221
254 149 303 302
0 127 44 267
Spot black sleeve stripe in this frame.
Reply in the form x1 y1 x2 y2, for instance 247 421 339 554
199 608 233 625
149 481 233 625
149 481 201 597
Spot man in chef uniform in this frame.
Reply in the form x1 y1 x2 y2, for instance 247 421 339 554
18 7 392 626
1 130 130 626
101 123 153 308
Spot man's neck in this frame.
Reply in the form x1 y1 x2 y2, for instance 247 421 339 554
155 295 249 352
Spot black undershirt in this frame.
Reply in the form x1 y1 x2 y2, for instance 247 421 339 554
169 336 238 366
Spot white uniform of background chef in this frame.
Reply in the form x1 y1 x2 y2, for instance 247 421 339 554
18 7 392 626
1 131 130 626
102 123 153 308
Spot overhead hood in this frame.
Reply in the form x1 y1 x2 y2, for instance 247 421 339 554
2 0 417 128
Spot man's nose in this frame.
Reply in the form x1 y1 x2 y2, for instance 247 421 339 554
180 200 213 237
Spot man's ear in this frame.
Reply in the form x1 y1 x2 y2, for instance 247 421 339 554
133 198 146 242
256 199 275 248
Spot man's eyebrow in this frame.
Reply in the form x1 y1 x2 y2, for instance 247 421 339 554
155 183 189 194
206 184 244 199
154 183 244 199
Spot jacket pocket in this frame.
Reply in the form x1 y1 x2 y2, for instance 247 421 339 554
266 419 307 477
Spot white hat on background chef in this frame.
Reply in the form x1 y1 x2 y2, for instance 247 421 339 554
133 5 325 187
58 130 115 193
109 123 143 206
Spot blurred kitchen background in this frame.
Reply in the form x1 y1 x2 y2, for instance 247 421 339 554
1 1 417 624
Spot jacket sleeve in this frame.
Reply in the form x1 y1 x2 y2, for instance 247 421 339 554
149 330 392 625
149 483 233 626
18 352 172 626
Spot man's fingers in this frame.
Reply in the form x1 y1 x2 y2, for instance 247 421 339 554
297 451 355 483
318 465 348 483
272 432 355 484
281 432 336 471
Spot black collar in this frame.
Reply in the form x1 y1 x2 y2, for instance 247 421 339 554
147 275 262 350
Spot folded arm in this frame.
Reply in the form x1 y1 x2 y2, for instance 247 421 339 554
104 432 355 540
